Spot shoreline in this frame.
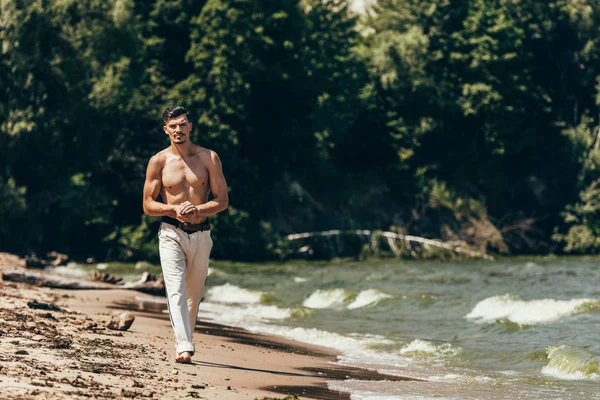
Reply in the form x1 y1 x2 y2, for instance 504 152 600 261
0 253 420 399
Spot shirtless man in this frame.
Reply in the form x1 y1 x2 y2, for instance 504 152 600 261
142 106 228 364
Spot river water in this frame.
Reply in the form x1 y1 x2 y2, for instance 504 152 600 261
52 256 600 399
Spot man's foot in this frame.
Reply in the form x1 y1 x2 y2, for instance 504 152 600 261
175 351 192 364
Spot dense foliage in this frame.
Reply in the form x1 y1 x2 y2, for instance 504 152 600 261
2 0 600 261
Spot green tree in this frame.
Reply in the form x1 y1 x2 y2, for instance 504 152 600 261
172 0 375 258
365 0 593 252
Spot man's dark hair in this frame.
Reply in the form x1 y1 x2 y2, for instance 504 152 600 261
163 106 190 123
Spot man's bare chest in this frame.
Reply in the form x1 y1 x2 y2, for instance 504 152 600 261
161 159 209 193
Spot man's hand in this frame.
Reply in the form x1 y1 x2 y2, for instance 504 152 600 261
175 201 195 222
179 201 196 216
175 201 205 223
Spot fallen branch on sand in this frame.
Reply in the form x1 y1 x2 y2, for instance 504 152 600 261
284 230 494 260
27 300 68 312
2 270 166 296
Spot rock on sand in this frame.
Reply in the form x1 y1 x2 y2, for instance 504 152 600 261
106 311 135 331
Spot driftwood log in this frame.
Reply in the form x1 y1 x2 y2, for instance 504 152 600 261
2 270 165 296
285 230 494 260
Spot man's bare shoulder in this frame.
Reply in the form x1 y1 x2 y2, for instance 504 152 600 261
194 146 221 164
192 145 217 162
148 149 171 168
150 147 171 164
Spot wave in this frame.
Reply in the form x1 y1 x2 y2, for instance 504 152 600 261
542 345 600 380
465 294 600 325
303 288 349 309
347 289 392 310
328 377 497 400
427 374 494 384
199 301 405 370
206 283 263 304
200 302 291 323
244 324 393 355
303 288 392 310
399 339 462 358
327 381 425 400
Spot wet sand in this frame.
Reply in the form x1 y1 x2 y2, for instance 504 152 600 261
0 253 420 399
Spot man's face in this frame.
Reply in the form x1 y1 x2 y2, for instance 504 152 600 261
164 114 192 145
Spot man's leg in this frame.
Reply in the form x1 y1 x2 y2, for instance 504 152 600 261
185 231 213 345
158 225 195 361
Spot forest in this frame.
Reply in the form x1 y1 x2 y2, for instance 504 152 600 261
2 0 600 262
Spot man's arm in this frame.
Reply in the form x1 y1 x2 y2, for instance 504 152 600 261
195 150 229 215
143 155 178 217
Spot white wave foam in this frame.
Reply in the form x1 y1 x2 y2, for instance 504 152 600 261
427 374 462 382
245 324 393 355
337 349 411 371
428 374 495 384
293 276 308 283
303 288 348 309
399 339 461 357
328 380 458 400
347 289 392 309
200 300 396 360
206 283 263 304
465 294 599 325
96 263 108 270
357 395 455 400
200 302 291 323
541 366 599 381
400 339 443 355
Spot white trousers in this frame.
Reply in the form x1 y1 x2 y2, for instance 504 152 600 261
158 222 212 355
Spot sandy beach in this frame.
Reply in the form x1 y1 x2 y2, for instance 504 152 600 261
0 253 416 400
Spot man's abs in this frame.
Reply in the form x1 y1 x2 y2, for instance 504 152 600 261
160 181 209 208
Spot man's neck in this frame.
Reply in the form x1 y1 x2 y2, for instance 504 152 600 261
170 142 195 158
